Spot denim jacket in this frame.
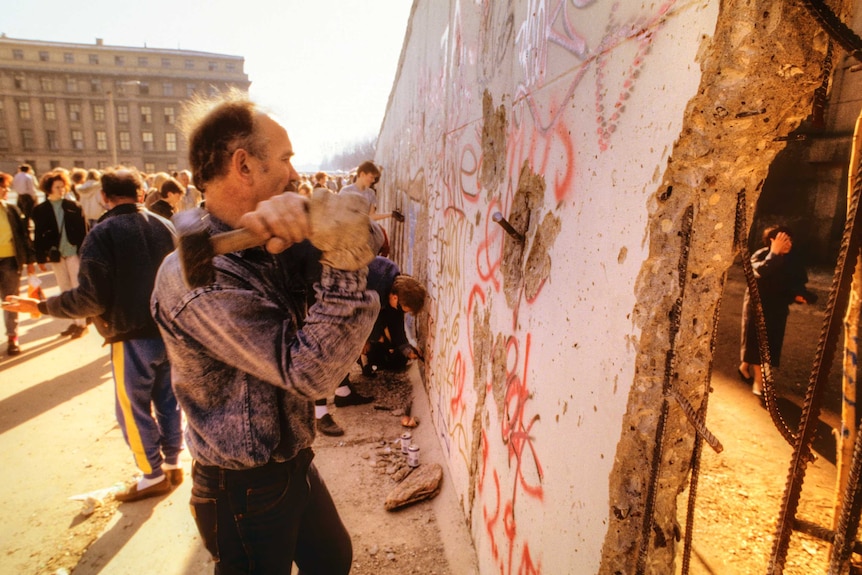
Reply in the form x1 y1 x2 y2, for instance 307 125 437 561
151 214 379 469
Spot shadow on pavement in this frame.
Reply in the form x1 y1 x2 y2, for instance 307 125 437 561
773 396 839 465
71 502 155 575
0 353 111 434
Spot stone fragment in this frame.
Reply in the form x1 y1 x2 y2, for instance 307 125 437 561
384 463 443 511
392 465 414 483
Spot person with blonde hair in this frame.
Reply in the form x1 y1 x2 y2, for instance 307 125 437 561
297 181 313 198
77 169 106 228
176 169 202 211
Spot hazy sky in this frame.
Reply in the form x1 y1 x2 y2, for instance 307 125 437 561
4 0 413 169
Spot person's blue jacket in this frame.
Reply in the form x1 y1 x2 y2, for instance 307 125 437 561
367 256 411 355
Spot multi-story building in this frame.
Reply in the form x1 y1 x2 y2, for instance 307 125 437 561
0 34 250 176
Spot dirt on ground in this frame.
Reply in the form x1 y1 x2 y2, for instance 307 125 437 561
307 368 462 575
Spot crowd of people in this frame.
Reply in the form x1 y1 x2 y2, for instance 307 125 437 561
1 164 202 347
0 91 425 574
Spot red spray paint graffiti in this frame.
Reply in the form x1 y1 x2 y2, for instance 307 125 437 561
479 333 544 574
412 2 676 572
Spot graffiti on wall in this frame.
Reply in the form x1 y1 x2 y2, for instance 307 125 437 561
387 0 676 572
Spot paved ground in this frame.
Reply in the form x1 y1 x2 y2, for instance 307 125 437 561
0 269 477 575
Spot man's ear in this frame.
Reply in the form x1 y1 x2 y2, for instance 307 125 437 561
231 148 253 181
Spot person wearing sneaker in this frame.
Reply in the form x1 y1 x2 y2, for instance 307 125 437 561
0 172 37 357
314 256 426 435
3 168 182 503
151 94 381 575
31 170 89 339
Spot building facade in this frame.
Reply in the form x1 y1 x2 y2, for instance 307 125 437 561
0 35 250 176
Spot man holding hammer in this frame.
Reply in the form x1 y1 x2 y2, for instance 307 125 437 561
150 91 379 574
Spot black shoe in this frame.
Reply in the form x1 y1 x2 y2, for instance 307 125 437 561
7 338 20 356
316 414 344 436
737 366 753 385
361 363 377 378
69 325 89 339
334 381 375 407
60 324 77 336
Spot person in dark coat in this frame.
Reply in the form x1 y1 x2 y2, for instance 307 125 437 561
32 170 89 338
314 256 427 436
739 225 815 395
148 177 184 220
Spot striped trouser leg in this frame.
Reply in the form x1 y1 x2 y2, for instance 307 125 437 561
111 338 181 479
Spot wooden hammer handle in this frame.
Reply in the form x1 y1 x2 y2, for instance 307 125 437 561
210 227 265 255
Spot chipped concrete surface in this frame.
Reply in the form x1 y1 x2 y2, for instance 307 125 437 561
501 161 545 308
481 90 508 197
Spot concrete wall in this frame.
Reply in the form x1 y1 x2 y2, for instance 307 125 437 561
375 1 838 572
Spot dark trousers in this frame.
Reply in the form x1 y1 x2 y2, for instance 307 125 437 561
190 448 352 575
16 194 35 222
0 257 21 338
367 340 409 371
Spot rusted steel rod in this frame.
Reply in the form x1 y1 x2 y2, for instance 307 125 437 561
492 212 525 242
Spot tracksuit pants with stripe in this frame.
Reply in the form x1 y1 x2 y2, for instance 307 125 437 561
111 338 182 480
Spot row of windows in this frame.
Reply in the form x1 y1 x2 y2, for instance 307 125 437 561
0 127 178 152
11 75 217 98
11 100 176 124
10 48 237 72
13 159 174 172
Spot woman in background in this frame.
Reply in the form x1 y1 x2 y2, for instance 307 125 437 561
739 225 815 396
32 170 88 339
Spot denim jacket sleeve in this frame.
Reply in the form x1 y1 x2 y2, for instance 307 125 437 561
154 248 379 399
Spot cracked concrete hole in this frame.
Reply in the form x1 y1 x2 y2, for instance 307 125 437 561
501 161 545 308
481 90 507 196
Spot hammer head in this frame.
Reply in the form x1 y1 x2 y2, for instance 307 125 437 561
172 208 216 289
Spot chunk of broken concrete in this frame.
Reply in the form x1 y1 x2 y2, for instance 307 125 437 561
384 463 443 511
